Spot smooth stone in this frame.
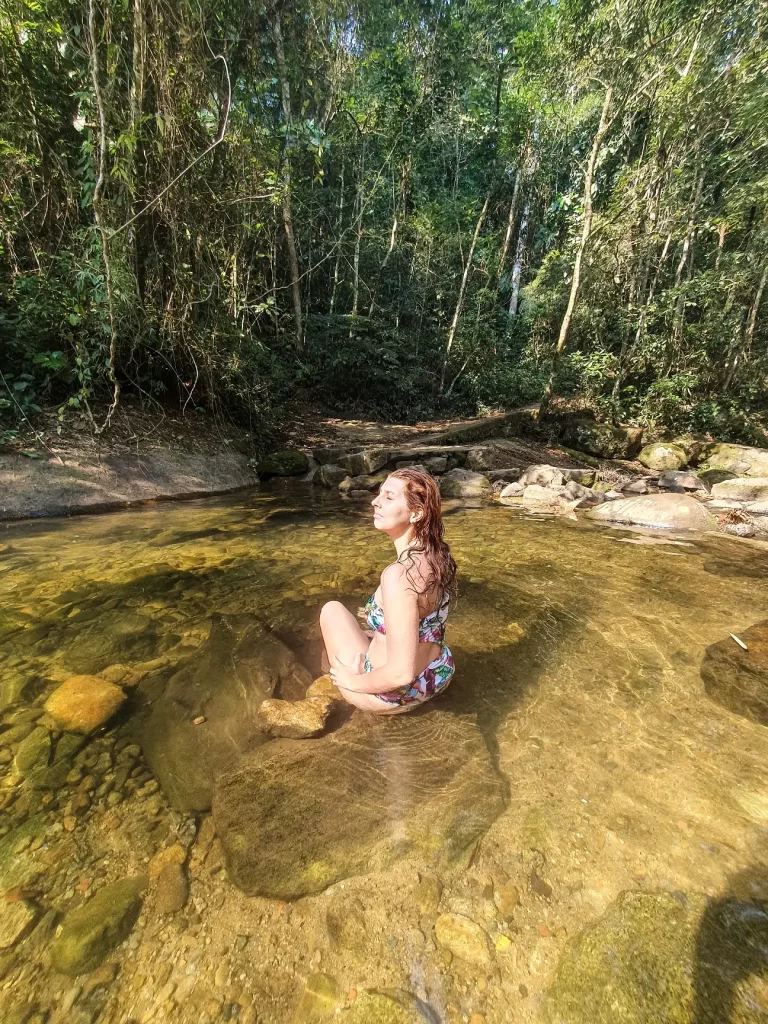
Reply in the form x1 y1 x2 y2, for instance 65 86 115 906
148 843 187 880
50 876 147 976
305 674 343 703
487 468 522 483
563 480 603 505
339 471 388 493
561 468 595 486
622 479 650 494
541 889 768 1024
45 676 126 734
439 469 491 499
560 419 643 460
498 482 524 499
256 450 309 477
414 874 443 915
521 485 572 509
657 470 706 492
494 884 520 919
139 613 312 812
338 990 430 1023
213 710 505 899
519 464 565 488
336 449 390 476
0 899 38 949
257 697 330 739
697 443 768 478
154 863 188 915
588 494 716 531
723 523 756 537
638 442 688 472
315 465 348 488
292 972 342 1022
700 620 768 726
711 478 768 502
746 500 768 515
434 913 492 967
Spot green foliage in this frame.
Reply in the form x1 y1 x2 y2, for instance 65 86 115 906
0 0 765 441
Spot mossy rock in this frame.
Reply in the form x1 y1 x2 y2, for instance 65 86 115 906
14 729 86 790
638 442 688 472
697 443 768 478
49 876 147 976
256 450 310 477
541 888 768 1024
560 419 643 460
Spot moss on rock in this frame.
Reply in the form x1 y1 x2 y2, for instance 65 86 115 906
256 450 310 476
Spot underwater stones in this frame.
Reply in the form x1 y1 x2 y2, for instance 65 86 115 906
256 449 310 477
293 972 342 1022
257 696 331 738
315 464 348 488
519 465 565 488
213 710 505 899
700 621 768 727
340 990 432 1023
49 876 146 976
697 443 768 478
657 470 706 492
638 442 689 472
560 419 643 460
588 493 716 531
139 613 313 812
44 675 126 734
13 729 85 790
711 477 768 502
0 899 38 949
336 449 390 477
542 888 768 1024
434 913 492 967
61 612 161 675
439 469 492 499
154 862 188 915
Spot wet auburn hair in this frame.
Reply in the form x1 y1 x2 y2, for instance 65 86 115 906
390 468 457 601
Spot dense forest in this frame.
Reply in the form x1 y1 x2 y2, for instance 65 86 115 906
1 0 766 443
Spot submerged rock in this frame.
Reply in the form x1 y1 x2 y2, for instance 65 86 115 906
293 972 342 1022
14 729 85 790
638 442 688 472
434 912 492 967
61 611 161 675
340 990 434 1023
701 621 768 727
711 478 768 502
542 888 768 1024
44 675 126 734
213 710 505 899
257 696 331 738
50 876 146 976
588 494 716 531
0 900 38 949
139 613 313 812
697 443 768 478
256 449 310 477
439 469 491 498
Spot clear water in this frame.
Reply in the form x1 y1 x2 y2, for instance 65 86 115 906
1 488 767 1023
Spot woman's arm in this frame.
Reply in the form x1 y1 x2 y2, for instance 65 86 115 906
331 563 419 695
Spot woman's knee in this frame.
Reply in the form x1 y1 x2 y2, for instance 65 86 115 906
319 600 345 627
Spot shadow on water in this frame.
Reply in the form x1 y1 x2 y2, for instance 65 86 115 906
693 865 768 1023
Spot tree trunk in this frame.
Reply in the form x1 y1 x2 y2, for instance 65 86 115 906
329 155 345 315
508 197 530 315
496 168 521 294
271 8 303 351
441 193 490 391
539 83 614 418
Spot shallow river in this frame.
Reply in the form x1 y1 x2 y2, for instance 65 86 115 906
1 488 767 1024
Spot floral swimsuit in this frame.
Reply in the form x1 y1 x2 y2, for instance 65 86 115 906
362 590 454 709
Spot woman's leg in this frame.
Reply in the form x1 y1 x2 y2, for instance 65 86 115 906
319 601 401 715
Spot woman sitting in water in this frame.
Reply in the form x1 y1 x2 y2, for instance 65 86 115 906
320 468 456 713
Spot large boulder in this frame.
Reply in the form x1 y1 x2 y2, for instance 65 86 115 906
519 465 565 488
711 478 768 503
212 710 505 899
49 876 147 976
638 442 688 472
139 613 313 812
701 620 768 727
336 449 390 476
439 469 491 499
657 470 706 492
697 443 768 478
561 419 643 460
256 449 309 477
44 675 126 734
542 889 768 1024
587 493 716 531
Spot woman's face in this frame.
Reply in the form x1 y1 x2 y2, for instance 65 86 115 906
371 475 416 535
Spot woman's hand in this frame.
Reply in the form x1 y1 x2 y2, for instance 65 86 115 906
329 652 365 691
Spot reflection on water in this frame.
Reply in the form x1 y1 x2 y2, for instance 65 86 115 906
1 489 767 1023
